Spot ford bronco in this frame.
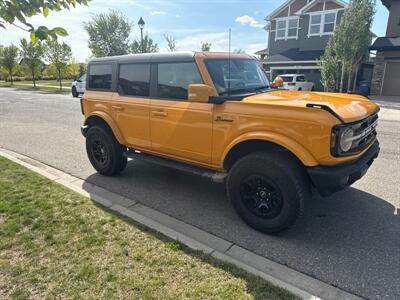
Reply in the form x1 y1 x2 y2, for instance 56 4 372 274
80 52 379 233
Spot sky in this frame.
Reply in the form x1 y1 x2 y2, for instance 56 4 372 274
0 0 389 62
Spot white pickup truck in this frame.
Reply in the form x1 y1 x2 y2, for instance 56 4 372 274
280 74 314 91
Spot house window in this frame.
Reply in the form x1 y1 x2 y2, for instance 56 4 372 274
276 20 286 39
275 17 299 40
308 11 337 36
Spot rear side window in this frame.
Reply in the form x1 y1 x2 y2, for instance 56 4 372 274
157 62 202 100
281 76 294 83
88 64 112 90
118 64 150 97
296 76 305 82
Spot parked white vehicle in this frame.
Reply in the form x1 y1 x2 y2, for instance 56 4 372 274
71 74 86 97
280 74 314 91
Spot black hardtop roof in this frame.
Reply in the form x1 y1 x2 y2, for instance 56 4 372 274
88 51 255 65
88 51 196 64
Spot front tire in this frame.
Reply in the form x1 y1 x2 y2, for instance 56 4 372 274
86 125 127 176
72 86 79 98
227 152 309 234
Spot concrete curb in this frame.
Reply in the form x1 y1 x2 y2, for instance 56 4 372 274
0 148 363 300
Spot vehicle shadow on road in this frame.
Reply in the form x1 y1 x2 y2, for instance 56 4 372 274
82 159 400 298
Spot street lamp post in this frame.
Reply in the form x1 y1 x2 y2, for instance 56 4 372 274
138 17 145 53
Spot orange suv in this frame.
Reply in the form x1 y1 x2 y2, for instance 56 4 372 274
81 52 380 233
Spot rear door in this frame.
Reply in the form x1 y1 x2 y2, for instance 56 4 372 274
111 63 151 149
150 62 213 165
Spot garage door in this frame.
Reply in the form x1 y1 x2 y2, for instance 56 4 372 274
382 62 400 96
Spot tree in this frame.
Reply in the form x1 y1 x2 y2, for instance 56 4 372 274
201 42 212 52
44 40 72 91
0 45 19 85
131 35 159 53
84 10 132 57
0 0 89 42
319 39 339 92
164 35 178 52
320 0 375 92
233 49 246 54
20 38 44 87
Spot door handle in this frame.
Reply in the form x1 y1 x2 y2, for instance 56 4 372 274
112 105 124 111
152 110 167 117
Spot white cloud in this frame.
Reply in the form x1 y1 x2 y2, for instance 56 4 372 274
235 15 264 28
150 10 167 16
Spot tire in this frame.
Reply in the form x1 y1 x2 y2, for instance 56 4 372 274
85 125 127 176
72 86 78 98
298 87 302 91
226 152 309 234
311 86 315 91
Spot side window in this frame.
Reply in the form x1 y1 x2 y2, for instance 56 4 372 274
297 76 305 82
157 62 202 100
118 63 150 97
88 64 112 90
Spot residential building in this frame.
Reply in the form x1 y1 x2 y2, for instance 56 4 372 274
370 0 400 96
262 0 348 90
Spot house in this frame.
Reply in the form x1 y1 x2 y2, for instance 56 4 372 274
370 0 400 96
262 0 348 90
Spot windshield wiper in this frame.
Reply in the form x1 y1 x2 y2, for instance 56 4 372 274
253 85 270 92
219 88 256 96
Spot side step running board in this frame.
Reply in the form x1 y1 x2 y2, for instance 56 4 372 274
124 150 227 183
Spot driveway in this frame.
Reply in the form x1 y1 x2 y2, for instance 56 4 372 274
0 88 399 299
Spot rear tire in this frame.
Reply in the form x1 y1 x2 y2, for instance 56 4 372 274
86 125 127 176
226 152 309 234
72 86 78 98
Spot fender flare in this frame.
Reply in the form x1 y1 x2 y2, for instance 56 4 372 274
85 111 127 145
221 131 319 167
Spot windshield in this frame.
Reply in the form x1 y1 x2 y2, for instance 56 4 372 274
205 59 269 95
79 74 87 81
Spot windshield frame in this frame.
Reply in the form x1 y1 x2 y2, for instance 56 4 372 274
204 58 270 96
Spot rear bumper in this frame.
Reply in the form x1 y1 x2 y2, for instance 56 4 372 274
307 141 380 196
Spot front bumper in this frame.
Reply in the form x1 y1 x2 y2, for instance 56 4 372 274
307 140 380 196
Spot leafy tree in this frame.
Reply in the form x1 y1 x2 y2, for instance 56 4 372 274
0 44 19 85
319 39 340 92
84 10 132 57
233 49 246 54
320 0 375 92
44 40 72 90
131 34 159 53
164 35 178 52
201 42 212 52
0 0 89 42
20 38 44 87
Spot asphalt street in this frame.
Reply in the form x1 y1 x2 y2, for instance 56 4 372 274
0 88 399 299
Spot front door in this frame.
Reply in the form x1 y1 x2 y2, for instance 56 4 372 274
150 62 213 165
111 63 151 149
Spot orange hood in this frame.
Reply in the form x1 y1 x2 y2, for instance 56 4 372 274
243 90 380 123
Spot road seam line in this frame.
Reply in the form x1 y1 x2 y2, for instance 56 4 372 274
0 148 364 300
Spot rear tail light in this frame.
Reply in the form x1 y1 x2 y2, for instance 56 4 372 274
288 82 296 86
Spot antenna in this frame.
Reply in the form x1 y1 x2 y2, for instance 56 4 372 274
228 28 231 97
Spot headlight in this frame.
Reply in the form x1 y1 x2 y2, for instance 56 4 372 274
331 114 378 157
339 127 354 152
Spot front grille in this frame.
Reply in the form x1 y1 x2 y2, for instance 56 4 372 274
349 113 378 154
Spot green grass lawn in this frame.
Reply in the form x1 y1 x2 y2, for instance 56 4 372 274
0 80 73 92
0 156 297 300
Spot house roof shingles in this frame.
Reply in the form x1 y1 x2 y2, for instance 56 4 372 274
370 36 400 51
268 48 324 62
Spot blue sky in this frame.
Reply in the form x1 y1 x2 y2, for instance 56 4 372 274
0 0 389 62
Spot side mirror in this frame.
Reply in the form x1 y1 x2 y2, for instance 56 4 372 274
188 84 215 103
273 76 284 88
